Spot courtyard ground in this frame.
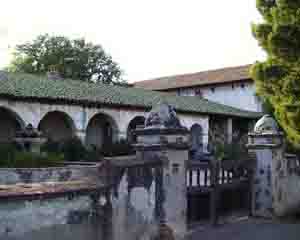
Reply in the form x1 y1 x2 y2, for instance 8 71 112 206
186 217 300 240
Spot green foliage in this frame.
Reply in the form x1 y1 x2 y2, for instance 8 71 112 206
256 0 276 21
0 144 64 168
8 34 123 84
60 137 87 162
0 144 18 168
41 139 61 154
213 142 249 162
40 137 131 162
252 1 300 147
102 139 134 157
85 145 103 162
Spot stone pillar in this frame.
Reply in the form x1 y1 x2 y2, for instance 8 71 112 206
134 103 189 239
247 131 284 218
247 115 285 218
248 115 300 218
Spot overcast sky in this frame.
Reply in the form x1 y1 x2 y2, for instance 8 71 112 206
0 0 265 82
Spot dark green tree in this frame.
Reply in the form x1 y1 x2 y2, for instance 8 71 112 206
8 34 123 84
251 0 300 147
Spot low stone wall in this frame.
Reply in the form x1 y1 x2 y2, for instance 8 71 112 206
0 163 161 240
0 164 101 185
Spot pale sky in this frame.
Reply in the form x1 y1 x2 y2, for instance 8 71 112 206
0 0 265 82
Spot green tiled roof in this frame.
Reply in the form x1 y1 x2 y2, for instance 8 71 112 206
0 72 261 118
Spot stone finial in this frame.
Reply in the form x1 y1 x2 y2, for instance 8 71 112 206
254 114 279 134
145 103 182 128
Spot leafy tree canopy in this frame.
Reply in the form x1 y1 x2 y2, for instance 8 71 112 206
251 0 300 147
8 34 124 84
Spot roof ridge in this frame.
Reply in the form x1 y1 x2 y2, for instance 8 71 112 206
134 64 252 84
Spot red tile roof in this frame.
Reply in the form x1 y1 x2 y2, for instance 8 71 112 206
134 64 252 90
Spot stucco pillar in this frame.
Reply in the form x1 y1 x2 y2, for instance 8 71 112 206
247 115 300 218
117 131 127 141
227 118 233 144
134 103 189 240
247 131 283 218
76 130 86 143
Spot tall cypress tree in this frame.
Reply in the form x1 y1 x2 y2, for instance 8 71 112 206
251 0 300 147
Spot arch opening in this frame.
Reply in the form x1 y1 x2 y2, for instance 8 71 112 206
0 107 25 143
85 113 118 149
127 116 145 143
190 124 203 158
38 111 76 142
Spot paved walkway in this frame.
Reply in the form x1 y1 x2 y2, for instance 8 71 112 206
186 218 300 240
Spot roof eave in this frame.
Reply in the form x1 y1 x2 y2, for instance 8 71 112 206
0 94 261 119
137 78 253 91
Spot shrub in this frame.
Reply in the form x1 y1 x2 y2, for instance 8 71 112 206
41 138 61 154
102 139 134 157
38 153 65 167
61 137 87 162
12 151 38 168
213 142 249 162
5 151 64 168
0 144 18 168
85 145 103 162
0 143 64 168
213 142 251 177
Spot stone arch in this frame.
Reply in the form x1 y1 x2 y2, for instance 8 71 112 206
0 107 25 143
190 124 203 153
127 116 146 143
85 112 119 148
38 111 76 141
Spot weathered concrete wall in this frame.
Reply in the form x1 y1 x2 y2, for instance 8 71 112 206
248 138 273 218
0 164 161 240
272 150 300 217
162 149 187 237
0 165 100 185
248 132 300 218
110 167 158 240
0 196 93 239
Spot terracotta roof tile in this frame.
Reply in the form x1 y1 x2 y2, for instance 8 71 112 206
134 65 252 90
0 72 261 118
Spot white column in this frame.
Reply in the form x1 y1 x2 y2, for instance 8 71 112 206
227 118 233 144
117 131 127 141
76 130 86 144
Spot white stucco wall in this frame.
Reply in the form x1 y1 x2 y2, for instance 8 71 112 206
173 81 263 112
